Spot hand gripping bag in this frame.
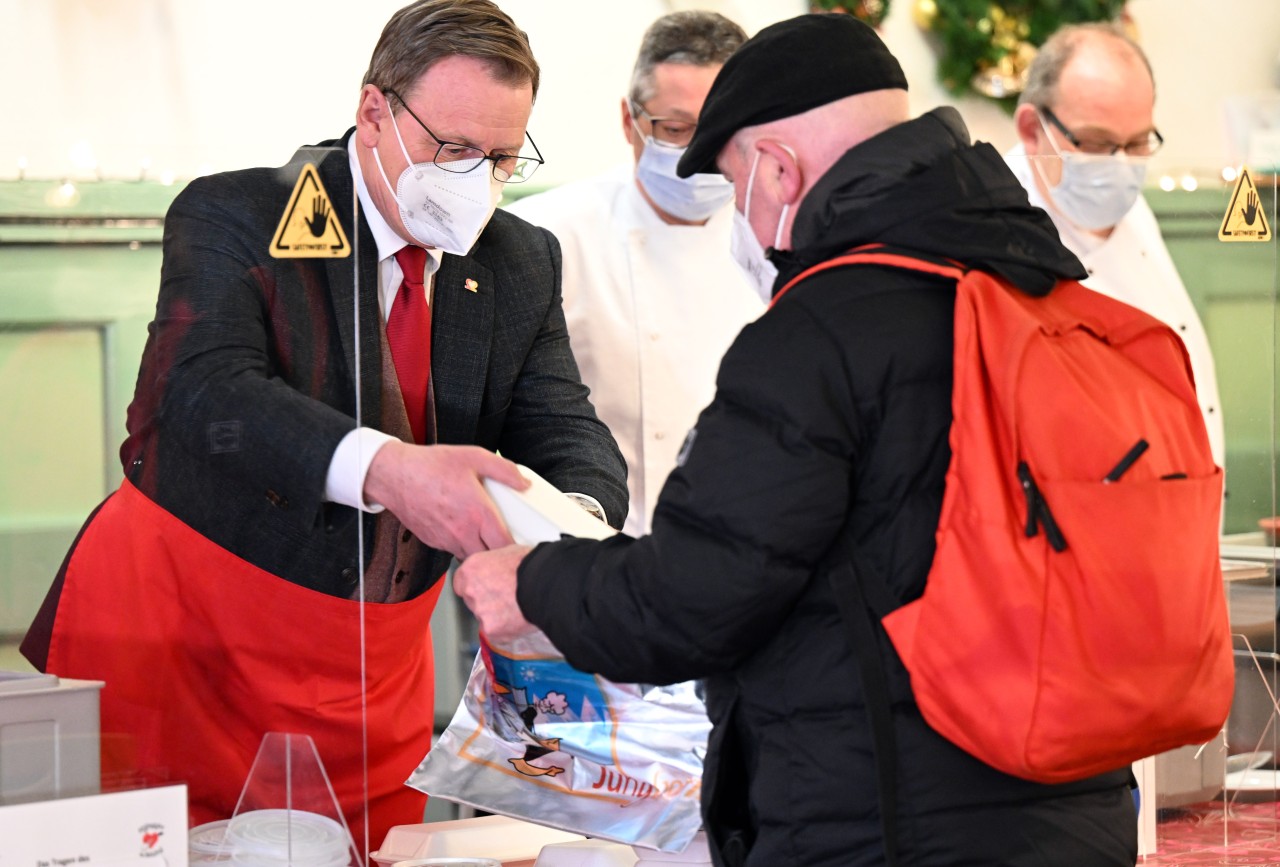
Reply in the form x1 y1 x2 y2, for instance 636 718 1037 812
407 466 709 853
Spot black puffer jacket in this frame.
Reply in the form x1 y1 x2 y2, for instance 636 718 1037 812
519 109 1137 867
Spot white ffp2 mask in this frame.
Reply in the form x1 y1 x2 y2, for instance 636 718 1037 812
373 109 504 255
729 147 792 304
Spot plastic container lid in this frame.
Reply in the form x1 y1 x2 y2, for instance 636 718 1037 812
390 860 503 867
189 818 232 857
224 809 351 866
227 854 350 867
0 671 60 694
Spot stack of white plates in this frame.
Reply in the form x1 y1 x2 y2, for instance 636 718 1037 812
189 819 232 863
190 809 353 866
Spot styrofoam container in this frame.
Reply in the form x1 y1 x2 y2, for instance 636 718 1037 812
631 832 710 864
0 670 104 804
533 839 638 867
372 815 585 865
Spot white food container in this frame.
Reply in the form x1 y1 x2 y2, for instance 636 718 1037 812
0 670 104 804
373 814 585 865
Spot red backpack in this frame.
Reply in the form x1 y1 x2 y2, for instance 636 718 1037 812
779 245 1234 786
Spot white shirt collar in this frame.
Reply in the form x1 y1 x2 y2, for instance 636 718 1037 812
347 135 444 274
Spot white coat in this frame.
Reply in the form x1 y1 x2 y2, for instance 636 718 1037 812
1006 146 1226 467
507 165 763 536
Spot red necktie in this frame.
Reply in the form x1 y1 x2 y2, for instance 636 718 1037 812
386 246 433 444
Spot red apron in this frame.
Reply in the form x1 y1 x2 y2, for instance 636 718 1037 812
46 479 440 858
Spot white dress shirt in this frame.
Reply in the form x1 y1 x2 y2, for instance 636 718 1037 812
1005 145 1226 467
507 165 763 536
325 140 607 523
323 138 444 512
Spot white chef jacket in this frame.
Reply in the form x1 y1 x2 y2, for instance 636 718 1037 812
1005 146 1226 467
507 165 763 536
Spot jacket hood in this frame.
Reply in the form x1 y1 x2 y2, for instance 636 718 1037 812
780 107 1085 296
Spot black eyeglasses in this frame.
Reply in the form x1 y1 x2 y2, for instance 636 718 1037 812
1039 106 1164 157
385 88 544 183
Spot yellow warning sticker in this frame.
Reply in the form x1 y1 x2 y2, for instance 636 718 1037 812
1218 166 1271 243
270 163 351 258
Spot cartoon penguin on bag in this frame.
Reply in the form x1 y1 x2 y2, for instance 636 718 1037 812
479 640 571 778
491 679 569 777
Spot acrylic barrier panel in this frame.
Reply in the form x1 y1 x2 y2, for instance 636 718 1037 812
1010 151 1279 862
0 146 391 865
0 147 1273 866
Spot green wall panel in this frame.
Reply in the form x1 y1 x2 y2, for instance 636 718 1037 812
1150 185 1278 534
0 180 177 636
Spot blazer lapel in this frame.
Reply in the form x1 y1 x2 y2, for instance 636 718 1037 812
432 253 494 445
315 146 382 428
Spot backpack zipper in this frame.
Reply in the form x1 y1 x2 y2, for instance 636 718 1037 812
1017 462 1067 552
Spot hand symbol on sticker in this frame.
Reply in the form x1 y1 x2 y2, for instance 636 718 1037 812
1241 190 1260 226
305 195 330 237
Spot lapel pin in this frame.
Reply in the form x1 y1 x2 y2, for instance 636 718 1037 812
464 278 479 293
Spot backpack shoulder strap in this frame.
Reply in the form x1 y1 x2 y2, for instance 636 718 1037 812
827 547 903 867
771 244 966 309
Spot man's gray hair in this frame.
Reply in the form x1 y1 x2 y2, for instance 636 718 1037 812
1019 21 1154 108
629 11 747 107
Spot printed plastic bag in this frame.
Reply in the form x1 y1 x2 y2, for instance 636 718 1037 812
407 630 710 852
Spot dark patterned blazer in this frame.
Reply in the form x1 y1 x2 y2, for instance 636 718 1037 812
115 130 627 598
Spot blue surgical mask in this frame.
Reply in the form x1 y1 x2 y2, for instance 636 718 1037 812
1037 116 1147 231
634 136 735 222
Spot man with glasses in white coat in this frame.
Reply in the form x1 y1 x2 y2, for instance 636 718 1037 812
508 11 762 537
1006 22 1225 468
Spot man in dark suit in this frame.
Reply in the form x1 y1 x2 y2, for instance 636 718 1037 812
21 0 627 856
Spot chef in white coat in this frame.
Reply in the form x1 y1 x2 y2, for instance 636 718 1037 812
1006 21 1224 467
507 11 762 536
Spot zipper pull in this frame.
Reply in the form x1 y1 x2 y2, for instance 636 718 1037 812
1018 461 1040 538
1017 461 1068 552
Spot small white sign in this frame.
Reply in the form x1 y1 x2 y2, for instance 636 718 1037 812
0 784 187 867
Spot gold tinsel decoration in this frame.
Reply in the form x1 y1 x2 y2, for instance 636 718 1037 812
912 0 938 29
912 1 1128 107
969 5 1035 99
810 0 892 28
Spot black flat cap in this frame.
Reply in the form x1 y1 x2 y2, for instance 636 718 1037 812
677 13 907 177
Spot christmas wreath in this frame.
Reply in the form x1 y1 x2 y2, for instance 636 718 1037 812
809 1 893 29
810 1 1128 110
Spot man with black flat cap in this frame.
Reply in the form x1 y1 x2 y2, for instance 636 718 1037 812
455 13 1138 866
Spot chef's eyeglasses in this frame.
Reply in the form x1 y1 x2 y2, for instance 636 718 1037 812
630 100 698 149
385 88 544 184
1039 105 1164 157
